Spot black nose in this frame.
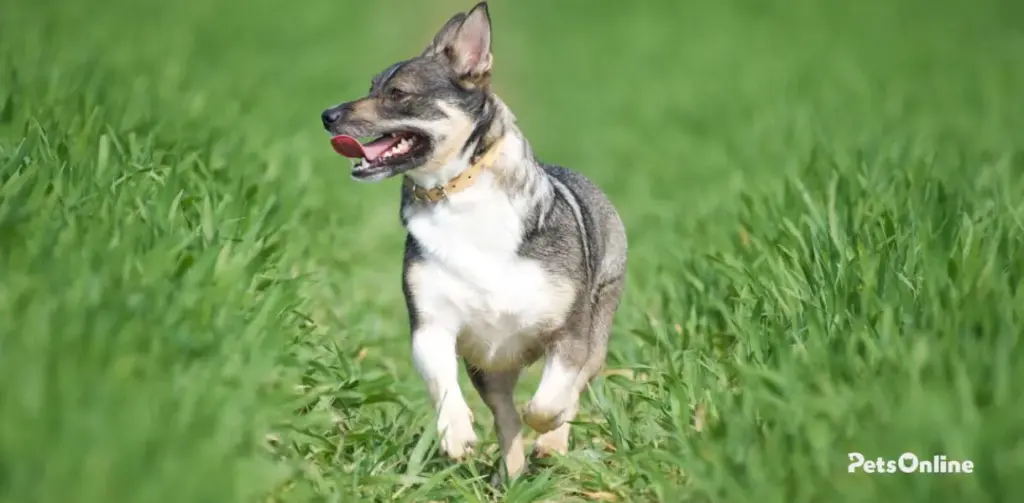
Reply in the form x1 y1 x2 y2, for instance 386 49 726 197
321 108 343 129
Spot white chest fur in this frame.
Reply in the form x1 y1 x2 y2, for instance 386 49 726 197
403 177 574 372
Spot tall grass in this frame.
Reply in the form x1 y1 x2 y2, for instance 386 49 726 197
1 0 1022 501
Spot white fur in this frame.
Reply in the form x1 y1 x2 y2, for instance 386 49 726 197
523 355 580 433
405 143 574 372
410 326 477 458
404 134 575 459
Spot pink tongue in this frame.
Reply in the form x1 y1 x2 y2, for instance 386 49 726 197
330 135 364 158
330 134 403 160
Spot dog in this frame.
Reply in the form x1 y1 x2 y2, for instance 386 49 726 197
320 2 627 479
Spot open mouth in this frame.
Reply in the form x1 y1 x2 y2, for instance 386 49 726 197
330 131 429 179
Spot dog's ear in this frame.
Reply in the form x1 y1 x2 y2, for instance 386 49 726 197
445 2 492 78
423 12 467 57
424 3 492 81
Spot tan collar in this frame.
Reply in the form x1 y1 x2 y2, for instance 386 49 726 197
403 142 502 203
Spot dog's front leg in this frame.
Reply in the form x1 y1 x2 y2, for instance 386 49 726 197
412 325 478 459
522 339 586 455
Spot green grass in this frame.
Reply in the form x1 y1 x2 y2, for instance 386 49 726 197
2 0 1023 501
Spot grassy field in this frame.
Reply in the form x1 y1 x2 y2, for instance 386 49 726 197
2 0 1023 501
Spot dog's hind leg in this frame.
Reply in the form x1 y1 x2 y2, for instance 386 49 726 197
574 275 625 392
466 364 526 478
528 275 626 456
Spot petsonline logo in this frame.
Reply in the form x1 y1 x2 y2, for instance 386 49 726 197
848 452 975 474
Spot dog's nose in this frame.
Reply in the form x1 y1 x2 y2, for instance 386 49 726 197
321 108 343 129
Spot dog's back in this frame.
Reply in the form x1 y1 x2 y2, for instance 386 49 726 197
540 163 627 290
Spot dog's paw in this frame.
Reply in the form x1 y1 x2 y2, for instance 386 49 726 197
437 405 478 460
522 400 570 434
533 427 569 457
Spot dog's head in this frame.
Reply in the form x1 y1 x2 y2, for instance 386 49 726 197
321 2 497 182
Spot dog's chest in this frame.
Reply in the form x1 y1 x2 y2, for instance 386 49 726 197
405 188 572 370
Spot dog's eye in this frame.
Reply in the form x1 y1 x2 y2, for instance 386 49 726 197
388 88 409 100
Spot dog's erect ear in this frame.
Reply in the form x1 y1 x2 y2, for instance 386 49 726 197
423 12 467 56
446 2 492 77
424 3 492 79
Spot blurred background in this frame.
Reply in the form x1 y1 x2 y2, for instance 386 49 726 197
1 0 1022 501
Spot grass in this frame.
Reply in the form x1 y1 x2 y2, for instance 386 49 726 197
1 0 1023 501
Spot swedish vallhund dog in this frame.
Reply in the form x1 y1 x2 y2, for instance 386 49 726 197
320 2 627 479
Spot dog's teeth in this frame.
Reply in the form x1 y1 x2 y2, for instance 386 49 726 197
374 136 417 161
